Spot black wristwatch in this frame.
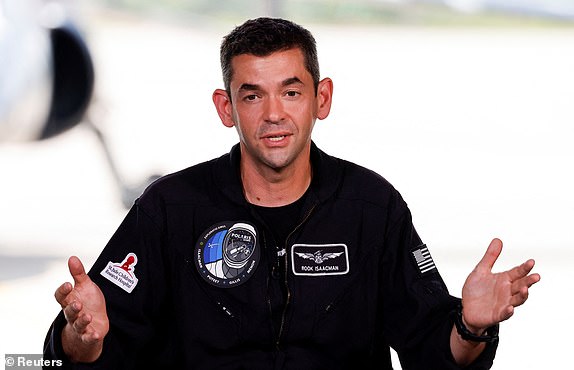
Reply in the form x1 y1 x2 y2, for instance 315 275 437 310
453 304 499 343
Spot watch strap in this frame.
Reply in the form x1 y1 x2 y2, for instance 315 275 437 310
453 304 499 343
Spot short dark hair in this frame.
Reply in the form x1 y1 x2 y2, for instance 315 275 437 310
220 17 320 98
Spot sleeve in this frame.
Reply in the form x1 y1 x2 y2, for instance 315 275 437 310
43 196 174 369
380 194 497 370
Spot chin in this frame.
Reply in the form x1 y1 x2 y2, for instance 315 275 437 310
263 154 293 170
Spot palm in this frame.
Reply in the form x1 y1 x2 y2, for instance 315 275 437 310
70 272 108 341
461 239 540 331
58 256 109 344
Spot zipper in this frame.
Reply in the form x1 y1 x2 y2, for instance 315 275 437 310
263 231 278 341
275 202 317 348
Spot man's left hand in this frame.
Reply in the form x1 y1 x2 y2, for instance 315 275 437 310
461 238 541 334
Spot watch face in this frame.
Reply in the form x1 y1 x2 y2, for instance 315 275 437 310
194 221 260 288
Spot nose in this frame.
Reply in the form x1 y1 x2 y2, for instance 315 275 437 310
263 96 284 124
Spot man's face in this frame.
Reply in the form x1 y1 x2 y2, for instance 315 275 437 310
216 48 331 173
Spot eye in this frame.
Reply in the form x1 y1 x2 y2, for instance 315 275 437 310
285 90 300 98
243 94 259 102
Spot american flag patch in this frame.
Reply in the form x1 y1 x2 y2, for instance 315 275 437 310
411 245 436 274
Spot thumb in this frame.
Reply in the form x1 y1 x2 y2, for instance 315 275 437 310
68 256 91 286
475 238 503 273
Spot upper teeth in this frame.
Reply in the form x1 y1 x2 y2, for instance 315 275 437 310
269 136 285 141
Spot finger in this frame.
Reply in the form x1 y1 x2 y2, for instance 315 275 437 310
498 305 515 322
68 256 90 286
507 259 537 282
511 273 541 295
63 301 82 324
80 327 103 344
529 272 541 285
475 238 503 272
510 285 531 307
72 312 93 335
54 282 73 306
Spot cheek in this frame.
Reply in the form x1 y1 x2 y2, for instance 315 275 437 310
233 104 260 124
286 102 314 125
232 113 256 140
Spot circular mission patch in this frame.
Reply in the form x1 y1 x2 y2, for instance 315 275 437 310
195 221 260 288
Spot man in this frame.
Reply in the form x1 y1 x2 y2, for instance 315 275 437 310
43 17 540 369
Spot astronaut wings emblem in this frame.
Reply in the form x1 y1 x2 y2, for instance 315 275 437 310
295 250 344 264
292 244 349 276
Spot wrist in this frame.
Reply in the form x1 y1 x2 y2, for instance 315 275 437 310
453 304 499 343
61 324 103 363
461 314 486 336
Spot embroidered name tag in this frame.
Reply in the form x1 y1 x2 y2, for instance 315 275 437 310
291 244 349 276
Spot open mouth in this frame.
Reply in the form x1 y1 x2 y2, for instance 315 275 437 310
267 135 286 142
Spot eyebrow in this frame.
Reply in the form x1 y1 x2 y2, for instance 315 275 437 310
282 77 304 87
238 77 304 92
238 83 260 92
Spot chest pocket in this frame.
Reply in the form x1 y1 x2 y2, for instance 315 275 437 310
286 240 379 347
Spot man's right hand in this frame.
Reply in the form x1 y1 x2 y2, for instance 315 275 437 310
54 256 109 363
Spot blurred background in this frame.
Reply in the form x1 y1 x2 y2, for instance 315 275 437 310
1 0 572 368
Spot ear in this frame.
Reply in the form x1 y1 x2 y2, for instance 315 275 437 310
212 89 235 128
316 77 333 120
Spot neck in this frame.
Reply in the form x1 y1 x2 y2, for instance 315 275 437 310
241 152 312 208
